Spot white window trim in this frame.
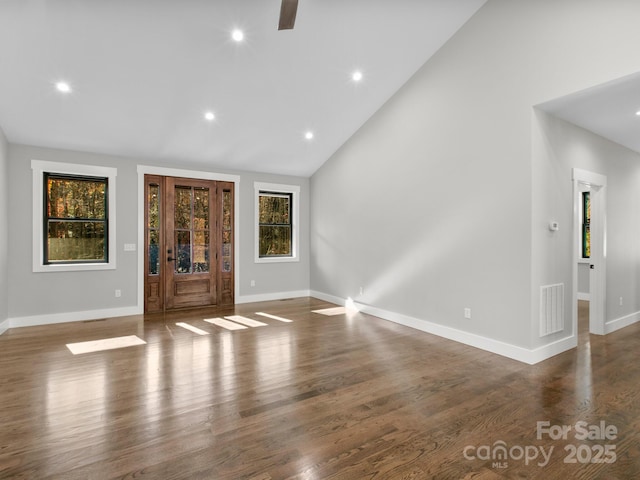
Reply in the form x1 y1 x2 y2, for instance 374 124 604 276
31 160 117 272
254 182 300 263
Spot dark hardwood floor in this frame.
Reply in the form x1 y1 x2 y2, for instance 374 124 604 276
0 298 638 479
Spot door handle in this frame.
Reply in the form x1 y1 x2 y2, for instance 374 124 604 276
167 256 176 262
590 264 595 270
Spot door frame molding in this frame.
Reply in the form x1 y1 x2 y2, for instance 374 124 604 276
136 165 240 314
572 168 607 336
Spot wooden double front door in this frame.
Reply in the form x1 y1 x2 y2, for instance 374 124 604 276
144 175 234 312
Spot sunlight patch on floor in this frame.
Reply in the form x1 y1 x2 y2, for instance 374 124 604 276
204 318 249 330
312 307 347 316
66 335 146 355
224 315 268 327
255 312 293 323
176 322 209 335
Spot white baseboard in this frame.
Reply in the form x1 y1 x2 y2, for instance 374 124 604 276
577 292 590 301
527 335 578 364
309 291 576 365
7 291 314 328
9 305 142 329
6 290 605 364
605 310 640 334
309 290 345 305
236 290 311 304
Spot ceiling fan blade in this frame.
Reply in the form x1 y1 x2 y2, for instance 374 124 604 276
278 0 298 30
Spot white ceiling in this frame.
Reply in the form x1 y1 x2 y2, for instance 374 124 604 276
0 0 487 177
538 72 640 155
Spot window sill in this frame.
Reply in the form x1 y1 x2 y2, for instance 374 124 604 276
33 262 116 273
255 256 299 264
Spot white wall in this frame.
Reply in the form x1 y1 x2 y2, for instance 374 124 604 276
8 144 310 326
0 126 8 334
311 0 640 361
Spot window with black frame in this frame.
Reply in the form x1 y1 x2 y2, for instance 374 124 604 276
258 191 292 258
582 191 590 259
44 173 108 264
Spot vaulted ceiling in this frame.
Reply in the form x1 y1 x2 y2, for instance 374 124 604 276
0 0 487 177
539 71 640 156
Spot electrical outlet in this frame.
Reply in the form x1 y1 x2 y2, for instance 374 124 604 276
619 297 623 306
464 308 471 319
359 286 364 295
115 289 122 298
250 280 256 287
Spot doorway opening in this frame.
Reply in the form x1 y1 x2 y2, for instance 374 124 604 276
144 174 234 313
572 168 607 337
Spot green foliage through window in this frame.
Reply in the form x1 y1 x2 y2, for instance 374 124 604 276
258 192 292 257
44 173 108 264
582 191 590 259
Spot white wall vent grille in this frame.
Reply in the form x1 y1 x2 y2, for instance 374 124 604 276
540 283 564 337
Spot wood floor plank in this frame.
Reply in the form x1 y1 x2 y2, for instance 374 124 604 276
0 299 638 478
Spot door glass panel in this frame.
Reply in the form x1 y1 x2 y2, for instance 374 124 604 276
222 190 232 273
148 184 160 275
193 231 210 272
194 187 209 229
175 230 191 273
174 185 211 274
149 229 160 275
148 184 159 228
175 187 192 229
223 193 232 230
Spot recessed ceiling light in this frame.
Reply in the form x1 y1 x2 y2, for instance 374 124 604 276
352 71 363 82
55 81 72 93
231 29 244 42
305 131 314 140
204 111 215 121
